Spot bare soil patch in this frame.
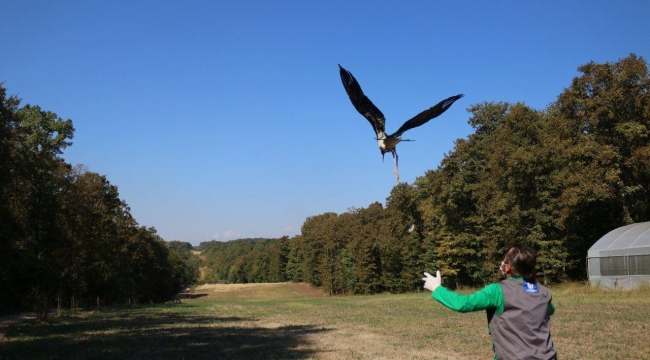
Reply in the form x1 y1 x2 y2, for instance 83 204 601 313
191 250 206 261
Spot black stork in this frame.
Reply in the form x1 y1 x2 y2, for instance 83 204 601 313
338 64 463 183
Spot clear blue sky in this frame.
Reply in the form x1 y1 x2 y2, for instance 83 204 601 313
3 1 649 245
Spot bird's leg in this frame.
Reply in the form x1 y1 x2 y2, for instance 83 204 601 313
393 152 400 184
394 159 399 183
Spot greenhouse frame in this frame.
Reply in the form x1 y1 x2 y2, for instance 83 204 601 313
587 222 650 289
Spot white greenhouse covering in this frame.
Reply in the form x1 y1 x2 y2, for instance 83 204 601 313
587 222 650 289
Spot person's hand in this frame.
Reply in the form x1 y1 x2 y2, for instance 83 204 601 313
422 271 441 292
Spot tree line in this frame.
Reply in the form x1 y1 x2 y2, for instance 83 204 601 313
200 54 649 294
0 86 199 318
3 53 647 313
199 238 288 284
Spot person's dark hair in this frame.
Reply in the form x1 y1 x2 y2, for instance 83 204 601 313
505 244 537 282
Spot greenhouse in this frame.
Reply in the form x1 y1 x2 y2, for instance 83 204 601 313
587 222 650 289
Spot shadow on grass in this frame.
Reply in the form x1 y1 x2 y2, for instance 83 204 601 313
0 308 332 359
184 293 208 299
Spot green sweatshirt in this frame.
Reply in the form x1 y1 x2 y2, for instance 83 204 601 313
432 276 555 316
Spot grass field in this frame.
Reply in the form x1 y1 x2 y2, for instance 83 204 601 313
1 282 649 359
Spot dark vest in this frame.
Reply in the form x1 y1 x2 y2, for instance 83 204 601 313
487 279 557 360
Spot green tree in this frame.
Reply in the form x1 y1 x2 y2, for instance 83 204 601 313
0 83 190 315
166 240 200 285
0 84 23 315
550 53 650 277
14 103 74 319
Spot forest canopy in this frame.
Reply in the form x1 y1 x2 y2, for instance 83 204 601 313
0 85 199 317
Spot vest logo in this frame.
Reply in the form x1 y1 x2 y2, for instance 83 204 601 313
523 280 538 293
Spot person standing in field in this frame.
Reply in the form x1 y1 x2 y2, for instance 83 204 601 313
422 244 557 360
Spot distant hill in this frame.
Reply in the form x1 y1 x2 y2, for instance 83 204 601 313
199 238 285 283
196 238 275 250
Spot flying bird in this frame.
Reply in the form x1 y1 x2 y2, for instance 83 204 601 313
338 64 463 183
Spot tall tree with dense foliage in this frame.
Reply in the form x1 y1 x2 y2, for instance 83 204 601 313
13 102 74 318
0 84 193 317
0 84 24 314
550 54 650 276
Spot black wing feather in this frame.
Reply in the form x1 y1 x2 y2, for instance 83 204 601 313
391 94 464 138
339 65 386 136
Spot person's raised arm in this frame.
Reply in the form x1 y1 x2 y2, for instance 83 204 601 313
423 271 503 313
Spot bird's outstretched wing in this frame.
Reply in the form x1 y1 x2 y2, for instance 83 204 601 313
339 65 386 137
391 94 464 138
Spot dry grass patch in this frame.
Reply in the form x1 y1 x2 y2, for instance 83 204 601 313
2 282 649 359
196 282 327 300
548 283 650 360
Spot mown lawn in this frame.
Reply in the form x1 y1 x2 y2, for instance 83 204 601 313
1 282 649 359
